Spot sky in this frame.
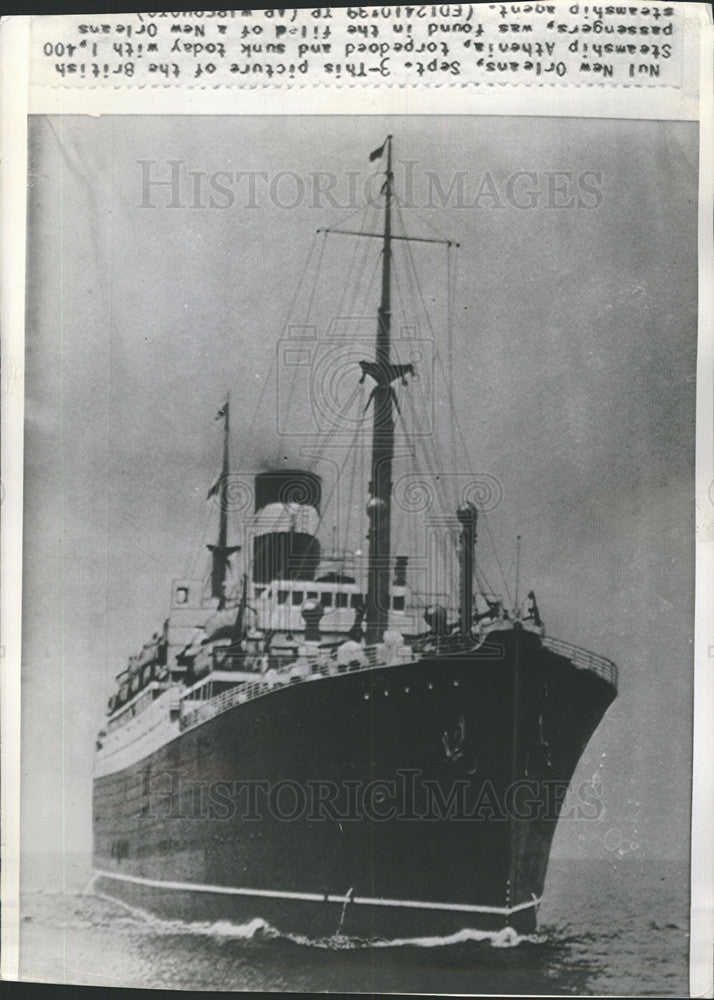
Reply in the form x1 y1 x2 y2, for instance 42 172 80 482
20 114 698 884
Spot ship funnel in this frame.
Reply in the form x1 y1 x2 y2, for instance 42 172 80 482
252 470 321 584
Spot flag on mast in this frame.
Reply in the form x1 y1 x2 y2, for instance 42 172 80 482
216 401 228 420
369 140 387 162
207 477 222 500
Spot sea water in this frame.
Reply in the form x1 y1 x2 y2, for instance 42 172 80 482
17 856 689 995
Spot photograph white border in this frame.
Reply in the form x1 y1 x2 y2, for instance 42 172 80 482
690 8 714 997
1 13 29 984
1 7 712 993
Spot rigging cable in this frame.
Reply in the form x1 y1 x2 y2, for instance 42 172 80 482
394 405 456 602
278 229 328 442
336 202 379 322
241 229 321 470
394 199 514 607
389 234 468 604
393 200 504 604
291 416 366 582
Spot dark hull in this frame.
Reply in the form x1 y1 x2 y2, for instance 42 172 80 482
93 629 615 938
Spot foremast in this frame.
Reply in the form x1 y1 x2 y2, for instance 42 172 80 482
360 136 457 643
208 398 240 609
315 137 457 643
366 136 395 646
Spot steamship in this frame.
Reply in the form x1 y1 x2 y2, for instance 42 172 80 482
93 136 617 939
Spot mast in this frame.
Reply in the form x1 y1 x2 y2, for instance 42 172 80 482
366 136 394 646
208 396 239 609
320 136 455 645
457 503 478 635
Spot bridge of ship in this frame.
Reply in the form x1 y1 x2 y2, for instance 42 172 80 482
252 577 421 634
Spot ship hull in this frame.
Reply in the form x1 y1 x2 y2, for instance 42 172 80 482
93 629 615 939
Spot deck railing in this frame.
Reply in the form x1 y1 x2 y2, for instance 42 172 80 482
178 630 618 733
542 635 618 691
178 644 412 732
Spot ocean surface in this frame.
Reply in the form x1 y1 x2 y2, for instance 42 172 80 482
18 857 689 995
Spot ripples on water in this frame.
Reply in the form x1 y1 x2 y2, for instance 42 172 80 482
19 859 689 995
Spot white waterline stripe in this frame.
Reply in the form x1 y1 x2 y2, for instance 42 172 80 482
94 869 540 916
